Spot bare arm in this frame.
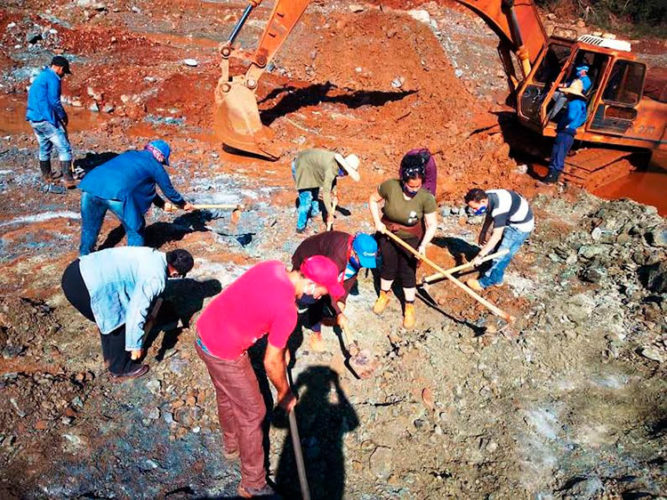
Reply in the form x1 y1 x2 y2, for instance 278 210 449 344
369 191 386 233
418 211 437 255
474 226 505 264
264 344 296 411
479 215 493 245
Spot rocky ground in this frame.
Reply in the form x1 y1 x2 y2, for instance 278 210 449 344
0 0 666 498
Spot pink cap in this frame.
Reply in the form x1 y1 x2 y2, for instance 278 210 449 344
300 255 345 299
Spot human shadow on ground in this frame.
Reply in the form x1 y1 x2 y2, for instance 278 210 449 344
143 278 222 361
259 82 416 126
273 365 359 500
73 151 118 176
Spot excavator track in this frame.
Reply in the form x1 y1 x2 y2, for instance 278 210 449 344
562 148 636 190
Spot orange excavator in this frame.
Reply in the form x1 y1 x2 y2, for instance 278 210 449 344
455 0 666 188
214 0 666 188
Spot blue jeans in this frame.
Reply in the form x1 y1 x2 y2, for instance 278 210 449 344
80 192 144 255
479 226 530 288
30 121 72 161
548 130 575 172
292 160 320 230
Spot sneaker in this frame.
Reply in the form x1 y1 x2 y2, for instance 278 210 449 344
543 169 560 184
466 279 484 292
237 483 279 499
403 303 416 329
373 291 391 315
296 227 306 234
109 364 150 381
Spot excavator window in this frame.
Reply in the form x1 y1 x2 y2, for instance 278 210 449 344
602 60 646 106
533 44 572 85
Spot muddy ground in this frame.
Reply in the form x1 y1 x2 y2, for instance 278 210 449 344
0 0 666 498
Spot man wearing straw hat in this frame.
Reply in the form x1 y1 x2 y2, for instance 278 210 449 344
292 148 360 233
544 79 589 184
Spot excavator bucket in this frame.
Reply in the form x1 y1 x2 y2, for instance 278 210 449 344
213 82 280 160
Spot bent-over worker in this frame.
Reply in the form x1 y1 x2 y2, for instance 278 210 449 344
292 148 360 233
194 256 344 499
292 231 378 350
369 164 437 329
78 140 194 255
61 246 194 379
464 188 534 291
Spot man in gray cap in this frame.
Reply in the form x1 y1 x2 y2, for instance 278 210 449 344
26 56 76 189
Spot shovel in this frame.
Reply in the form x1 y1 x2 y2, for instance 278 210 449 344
288 408 311 500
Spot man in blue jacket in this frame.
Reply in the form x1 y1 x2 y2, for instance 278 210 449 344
78 139 194 255
547 65 592 120
544 80 588 184
61 246 194 379
25 56 76 188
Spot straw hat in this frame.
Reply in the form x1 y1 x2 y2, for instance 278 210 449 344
561 79 587 100
334 153 360 181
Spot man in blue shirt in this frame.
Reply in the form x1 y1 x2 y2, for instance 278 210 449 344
547 65 592 120
25 56 76 189
61 246 194 379
544 79 589 184
78 139 194 255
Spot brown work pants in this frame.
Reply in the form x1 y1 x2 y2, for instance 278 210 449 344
195 341 267 489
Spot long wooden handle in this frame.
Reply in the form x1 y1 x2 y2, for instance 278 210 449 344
143 298 163 334
289 409 311 500
381 229 513 322
193 203 243 210
422 249 509 283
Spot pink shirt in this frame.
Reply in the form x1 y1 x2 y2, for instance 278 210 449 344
196 261 297 359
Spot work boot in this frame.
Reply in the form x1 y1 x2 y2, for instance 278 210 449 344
403 302 416 329
373 290 391 315
109 364 149 381
543 169 560 184
60 160 77 189
466 279 484 292
237 483 279 499
39 160 62 181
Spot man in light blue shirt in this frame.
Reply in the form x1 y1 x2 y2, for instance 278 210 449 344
61 246 194 379
26 56 75 189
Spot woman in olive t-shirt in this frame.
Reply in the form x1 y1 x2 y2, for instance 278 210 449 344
368 164 437 328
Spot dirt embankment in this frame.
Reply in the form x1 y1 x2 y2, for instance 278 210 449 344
0 0 665 498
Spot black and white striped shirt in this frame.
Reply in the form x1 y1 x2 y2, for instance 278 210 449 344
486 189 534 233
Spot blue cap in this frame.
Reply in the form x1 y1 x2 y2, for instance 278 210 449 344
146 139 171 165
352 233 378 269
576 65 589 73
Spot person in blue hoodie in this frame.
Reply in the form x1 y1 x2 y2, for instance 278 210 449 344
544 79 589 184
78 139 194 255
547 65 592 120
25 56 76 189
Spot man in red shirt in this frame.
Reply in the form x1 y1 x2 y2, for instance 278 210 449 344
195 256 344 498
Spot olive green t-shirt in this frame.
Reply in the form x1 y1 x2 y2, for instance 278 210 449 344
379 179 437 238
294 148 339 215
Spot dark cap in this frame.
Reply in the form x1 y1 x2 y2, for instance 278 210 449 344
50 56 71 74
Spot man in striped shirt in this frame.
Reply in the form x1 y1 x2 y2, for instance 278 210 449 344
464 188 534 291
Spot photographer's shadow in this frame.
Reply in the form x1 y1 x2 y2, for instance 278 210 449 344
274 366 359 500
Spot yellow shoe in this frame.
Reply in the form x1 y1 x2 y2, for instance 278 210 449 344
403 303 416 329
373 291 391 315
466 279 484 292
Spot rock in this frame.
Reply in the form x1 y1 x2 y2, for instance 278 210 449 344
641 261 667 293
408 10 431 25
645 227 667 248
183 58 198 67
565 476 603 497
103 104 115 113
440 205 452 217
577 245 607 260
88 102 99 112
486 440 498 453
349 4 365 12
421 387 434 411
564 294 596 324
370 446 393 478
638 346 664 363
579 265 606 283
145 379 161 394
26 30 43 44
146 407 160 420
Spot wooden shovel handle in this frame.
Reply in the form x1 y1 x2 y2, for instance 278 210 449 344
193 203 244 210
422 249 509 283
381 229 514 322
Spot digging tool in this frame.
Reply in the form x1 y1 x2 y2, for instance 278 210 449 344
192 203 245 225
380 229 514 322
144 298 163 335
421 249 509 285
289 407 311 500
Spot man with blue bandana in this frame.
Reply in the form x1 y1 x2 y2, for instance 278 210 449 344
463 188 534 292
291 231 377 350
78 139 194 255
548 64 592 120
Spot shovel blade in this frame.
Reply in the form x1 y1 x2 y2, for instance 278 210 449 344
214 83 281 160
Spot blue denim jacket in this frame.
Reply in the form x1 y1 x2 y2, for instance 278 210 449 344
79 150 185 231
26 67 67 126
79 247 167 350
